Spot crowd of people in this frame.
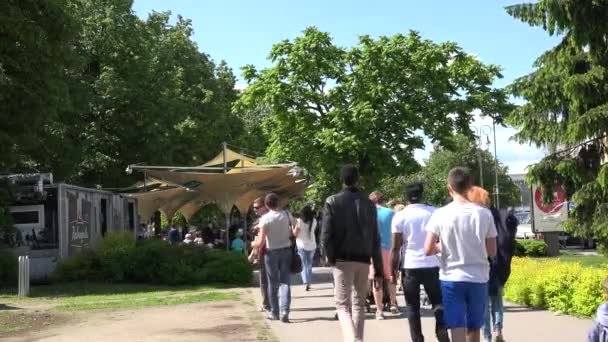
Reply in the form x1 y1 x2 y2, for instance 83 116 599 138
249 165 520 342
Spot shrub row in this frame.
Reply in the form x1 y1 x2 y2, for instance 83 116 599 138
504 257 606 317
0 249 17 287
54 232 252 286
514 239 548 257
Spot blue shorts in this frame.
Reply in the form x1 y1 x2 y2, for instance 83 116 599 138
441 281 488 329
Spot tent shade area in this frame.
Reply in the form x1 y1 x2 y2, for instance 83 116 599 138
124 143 309 249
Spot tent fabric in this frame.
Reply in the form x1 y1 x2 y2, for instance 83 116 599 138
199 148 257 167
127 147 307 222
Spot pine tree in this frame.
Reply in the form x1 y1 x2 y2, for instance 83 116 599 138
506 1 608 253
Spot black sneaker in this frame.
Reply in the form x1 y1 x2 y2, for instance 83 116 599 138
280 315 290 323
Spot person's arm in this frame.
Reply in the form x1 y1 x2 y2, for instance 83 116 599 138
320 199 335 265
486 237 497 257
486 210 498 257
390 233 403 284
253 227 267 249
390 213 404 284
424 232 441 256
252 218 267 249
292 218 301 237
424 213 441 256
370 206 384 287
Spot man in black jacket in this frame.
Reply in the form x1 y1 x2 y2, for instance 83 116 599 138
321 165 383 342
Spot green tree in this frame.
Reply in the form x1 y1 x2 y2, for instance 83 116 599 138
235 27 511 203
505 1 608 251
8 1 249 188
381 135 520 207
0 0 78 171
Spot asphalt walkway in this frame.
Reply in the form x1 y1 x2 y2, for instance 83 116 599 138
253 268 592 342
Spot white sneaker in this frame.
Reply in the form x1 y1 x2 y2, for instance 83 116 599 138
375 311 385 320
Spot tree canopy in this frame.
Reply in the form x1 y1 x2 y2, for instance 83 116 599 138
381 135 520 207
236 27 511 202
505 1 608 251
1 0 249 188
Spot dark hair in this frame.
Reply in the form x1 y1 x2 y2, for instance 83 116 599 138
264 192 279 209
369 191 385 205
301 205 315 226
254 196 265 207
341 165 359 187
404 181 423 203
448 167 473 195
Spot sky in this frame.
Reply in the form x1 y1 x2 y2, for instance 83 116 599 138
132 0 561 174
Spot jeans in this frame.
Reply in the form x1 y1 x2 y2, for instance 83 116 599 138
265 247 292 318
333 261 369 342
298 248 315 285
259 252 270 311
483 286 504 340
402 268 450 342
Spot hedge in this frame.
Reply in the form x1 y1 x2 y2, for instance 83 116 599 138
505 257 606 317
515 240 548 257
54 232 252 286
0 249 17 287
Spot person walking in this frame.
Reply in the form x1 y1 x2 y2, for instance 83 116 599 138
368 191 399 318
424 167 497 342
321 165 383 342
391 182 450 342
252 196 271 313
293 205 317 291
468 187 517 342
253 193 294 323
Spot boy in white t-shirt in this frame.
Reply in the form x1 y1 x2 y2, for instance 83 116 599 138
424 167 497 342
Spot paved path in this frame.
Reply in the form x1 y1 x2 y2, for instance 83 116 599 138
254 268 592 342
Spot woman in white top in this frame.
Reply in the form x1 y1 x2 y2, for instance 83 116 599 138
293 205 317 291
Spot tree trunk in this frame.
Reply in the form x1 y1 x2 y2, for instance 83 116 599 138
544 232 560 257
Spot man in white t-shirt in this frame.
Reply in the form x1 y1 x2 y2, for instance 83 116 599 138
391 182 449 342
424 167 497 342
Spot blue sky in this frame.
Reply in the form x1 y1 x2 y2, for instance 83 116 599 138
132 0 560 174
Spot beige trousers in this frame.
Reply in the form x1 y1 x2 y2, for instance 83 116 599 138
333 261 370 342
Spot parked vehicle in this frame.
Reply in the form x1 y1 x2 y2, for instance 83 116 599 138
514 210 541 240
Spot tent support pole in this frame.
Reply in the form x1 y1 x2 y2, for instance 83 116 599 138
225 212 230 251
242 213 248 255
222 142 228 174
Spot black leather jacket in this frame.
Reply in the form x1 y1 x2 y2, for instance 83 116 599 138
321 186 383 277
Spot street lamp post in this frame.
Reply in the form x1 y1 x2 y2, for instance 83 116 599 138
492 120 500 208
472 125 492 189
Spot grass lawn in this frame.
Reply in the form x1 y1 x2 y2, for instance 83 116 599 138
0 282 243 336
0 282 240 311
559 251 608 268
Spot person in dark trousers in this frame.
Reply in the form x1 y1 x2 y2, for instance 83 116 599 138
391 182 450 342
321 165 383 342
251 196 271 313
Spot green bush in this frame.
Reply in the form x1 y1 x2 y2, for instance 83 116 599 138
505 257 606 317
53 249 101 282
54 234 252 286
515 239 548 257
97 231 136 282
0 249 17 287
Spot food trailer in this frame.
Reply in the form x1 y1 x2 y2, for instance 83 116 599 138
3 174 137 282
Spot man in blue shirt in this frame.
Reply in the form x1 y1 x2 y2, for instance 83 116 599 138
369 191 399 319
